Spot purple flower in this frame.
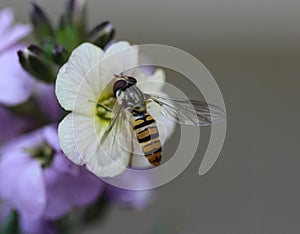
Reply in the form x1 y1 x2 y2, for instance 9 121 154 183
33 81 62 122
0 8 31 53
105 172 153 210
0 106 31 143
0 8 33 106
106 186 153 210
0 126 104 221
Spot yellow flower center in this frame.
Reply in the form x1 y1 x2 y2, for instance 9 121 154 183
96 96 115 120
95 81 116 126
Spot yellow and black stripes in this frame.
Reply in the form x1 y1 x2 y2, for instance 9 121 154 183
133 114 155 130
132 113 162 166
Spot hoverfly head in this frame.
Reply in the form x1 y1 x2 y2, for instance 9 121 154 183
126 76 137 85
113 78 127 97
113 75 137 97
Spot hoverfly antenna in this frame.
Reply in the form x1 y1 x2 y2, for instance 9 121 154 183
114 72 125 78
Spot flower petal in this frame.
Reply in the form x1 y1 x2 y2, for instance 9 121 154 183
0 45 33 106
15 160 46 219
137 68 166 94
42 125 61 152
58 113 84 165
0 8 13 36
0 128 43 154
101 41 138 82
43 168 72 219
50 153 80 175
43 165 104 219
56 43 104 115
70 169 104 206
0 152 28 202
0 8 31 52
0 107 31 142
79 117 130 177
34 82 62 121
0 24 32 52
0 153 46 219
59 112 130 177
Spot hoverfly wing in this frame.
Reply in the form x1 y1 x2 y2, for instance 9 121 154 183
100 103 133 168
145 94 226 126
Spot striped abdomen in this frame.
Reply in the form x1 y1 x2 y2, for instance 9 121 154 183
132 113 162 166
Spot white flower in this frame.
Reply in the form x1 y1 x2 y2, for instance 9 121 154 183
56 41 175 177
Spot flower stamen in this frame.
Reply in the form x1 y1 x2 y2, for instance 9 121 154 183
96 96 115 120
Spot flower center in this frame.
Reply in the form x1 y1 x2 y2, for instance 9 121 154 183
26 142 54 168
96 96 116 120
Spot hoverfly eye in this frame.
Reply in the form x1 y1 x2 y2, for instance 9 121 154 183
113 80 127 96
127 76 137 84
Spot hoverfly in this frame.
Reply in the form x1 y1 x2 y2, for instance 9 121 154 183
100 74 225 168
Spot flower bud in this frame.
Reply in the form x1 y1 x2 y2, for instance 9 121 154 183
30 3 54 43
56 0 87 51
52 44 69 65
18 45 56 83
65 0 87 27
88 21 115 49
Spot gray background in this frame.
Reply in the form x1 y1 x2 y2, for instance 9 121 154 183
1 0 300 233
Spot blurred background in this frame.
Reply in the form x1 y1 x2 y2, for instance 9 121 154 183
1 0 300 233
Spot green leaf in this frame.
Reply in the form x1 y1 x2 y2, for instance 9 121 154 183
0 210 20 234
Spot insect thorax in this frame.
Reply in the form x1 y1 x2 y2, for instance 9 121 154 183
117 85 146 113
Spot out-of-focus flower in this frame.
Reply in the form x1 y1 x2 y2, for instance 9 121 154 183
33 81 62 122
0 8 33 106
0 107 31 143
0 8 31 53
105 172 153 209
0 126 104 221
56 41 171 178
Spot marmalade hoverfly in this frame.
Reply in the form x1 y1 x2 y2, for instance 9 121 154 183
100 74 225 167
